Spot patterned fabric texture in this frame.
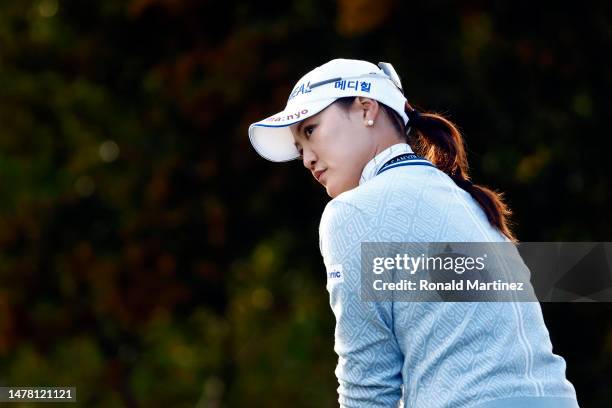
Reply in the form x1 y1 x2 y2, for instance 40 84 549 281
318 145 580 407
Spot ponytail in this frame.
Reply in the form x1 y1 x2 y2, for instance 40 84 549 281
334 96 517 241
403 102 516 242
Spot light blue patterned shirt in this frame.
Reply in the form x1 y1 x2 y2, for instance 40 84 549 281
319 143 580 408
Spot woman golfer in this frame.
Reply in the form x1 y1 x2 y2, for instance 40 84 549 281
248 59 579 407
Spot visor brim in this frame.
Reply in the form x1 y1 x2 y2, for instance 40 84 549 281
248 98 337 162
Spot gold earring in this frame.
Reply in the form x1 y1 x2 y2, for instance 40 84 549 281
366 119 374 126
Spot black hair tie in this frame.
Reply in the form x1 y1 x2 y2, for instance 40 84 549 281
456 178 474 189
407 108 421 123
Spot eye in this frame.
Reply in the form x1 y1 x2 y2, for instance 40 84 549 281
304 125 316 139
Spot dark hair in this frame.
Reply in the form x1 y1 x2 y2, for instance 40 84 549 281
334 96 517 242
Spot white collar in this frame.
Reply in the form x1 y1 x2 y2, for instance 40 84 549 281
359 143 415 185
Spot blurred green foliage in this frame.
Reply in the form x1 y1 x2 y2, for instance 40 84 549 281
0 0 611 406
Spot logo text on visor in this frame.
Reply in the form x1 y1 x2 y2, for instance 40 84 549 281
288 82 312 101
265 109 309 123
288 78 376 103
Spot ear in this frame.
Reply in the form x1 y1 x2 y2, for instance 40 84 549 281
354 97 380 124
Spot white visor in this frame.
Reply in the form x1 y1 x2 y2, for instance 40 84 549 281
247 59 409 162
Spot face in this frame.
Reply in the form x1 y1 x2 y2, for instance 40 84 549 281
290 100 377 198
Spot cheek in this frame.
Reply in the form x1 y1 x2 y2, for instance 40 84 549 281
334 131 371 172
322 125 370 162
324 133 370 191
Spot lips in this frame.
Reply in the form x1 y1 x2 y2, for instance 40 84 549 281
313 169 327 183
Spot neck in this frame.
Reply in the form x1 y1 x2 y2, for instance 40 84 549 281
359 141 414 185
372 135 404 158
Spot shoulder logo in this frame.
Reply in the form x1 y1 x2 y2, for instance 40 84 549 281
327 264 344 283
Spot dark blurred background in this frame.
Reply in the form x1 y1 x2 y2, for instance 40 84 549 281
0 0 611 406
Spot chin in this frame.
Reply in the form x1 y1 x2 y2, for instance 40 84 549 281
324 181 340 198
325 180 355 199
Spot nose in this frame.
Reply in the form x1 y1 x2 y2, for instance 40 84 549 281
302 147 317 170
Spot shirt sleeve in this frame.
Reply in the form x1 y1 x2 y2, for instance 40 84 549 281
319 199 403 408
